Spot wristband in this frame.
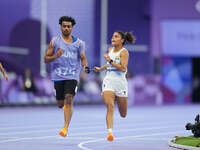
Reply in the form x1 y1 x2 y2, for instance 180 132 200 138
84 66 90 73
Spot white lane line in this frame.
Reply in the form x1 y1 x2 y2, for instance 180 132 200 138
78 138 106 150
0 125 104 136
0 137 21 139
57 137 96 140
0 129 59 136
0 135 58 143
78 130 185 150
131 138 169 141
0 123 183 136
0 123 105 130
0 125 183 143
0 120 181 131
70 125 183 136
168 138 200 150
0 125 59 130
0 136 96 144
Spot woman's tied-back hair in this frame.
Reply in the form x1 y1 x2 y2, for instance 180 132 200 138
116 31 136 45
59 16 76 26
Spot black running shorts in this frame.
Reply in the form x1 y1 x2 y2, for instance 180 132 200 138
54 80 78 100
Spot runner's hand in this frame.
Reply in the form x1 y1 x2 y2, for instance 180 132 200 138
55 49 63 58
94 67 101 72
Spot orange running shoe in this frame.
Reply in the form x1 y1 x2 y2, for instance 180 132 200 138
59 128 67 137
107 132 114 141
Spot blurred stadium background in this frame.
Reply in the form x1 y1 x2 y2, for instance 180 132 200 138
0 0 200 106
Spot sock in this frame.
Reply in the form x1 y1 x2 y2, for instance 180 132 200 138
108 128 112 133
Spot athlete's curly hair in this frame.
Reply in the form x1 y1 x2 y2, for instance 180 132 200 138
59 16 76 26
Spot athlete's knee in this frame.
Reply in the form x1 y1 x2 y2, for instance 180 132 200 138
106 103 114 112
65 94 73 105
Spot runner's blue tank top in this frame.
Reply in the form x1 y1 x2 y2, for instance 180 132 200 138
50 35 85 81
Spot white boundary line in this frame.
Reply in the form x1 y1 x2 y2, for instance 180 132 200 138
57 137 96 140
168 138 200 150
0 124 182 136
0 135 58 143
0 129 59 136
0 125 183 143
70 125 183 137
131 137 169 141
78 130 185 150
0 122 105 130
0 124 60 130
0 136 97 144
0 119 182 130
0 125 105 136
0 137 21 139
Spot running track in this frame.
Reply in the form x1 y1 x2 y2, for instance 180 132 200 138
0 104 199 150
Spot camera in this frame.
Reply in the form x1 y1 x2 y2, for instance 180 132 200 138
186 114 200 137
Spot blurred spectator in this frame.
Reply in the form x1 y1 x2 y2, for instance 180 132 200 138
22 68 37 94
192 76 200 103
84 73 101 95
75 72 102 103
126 72 135 106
